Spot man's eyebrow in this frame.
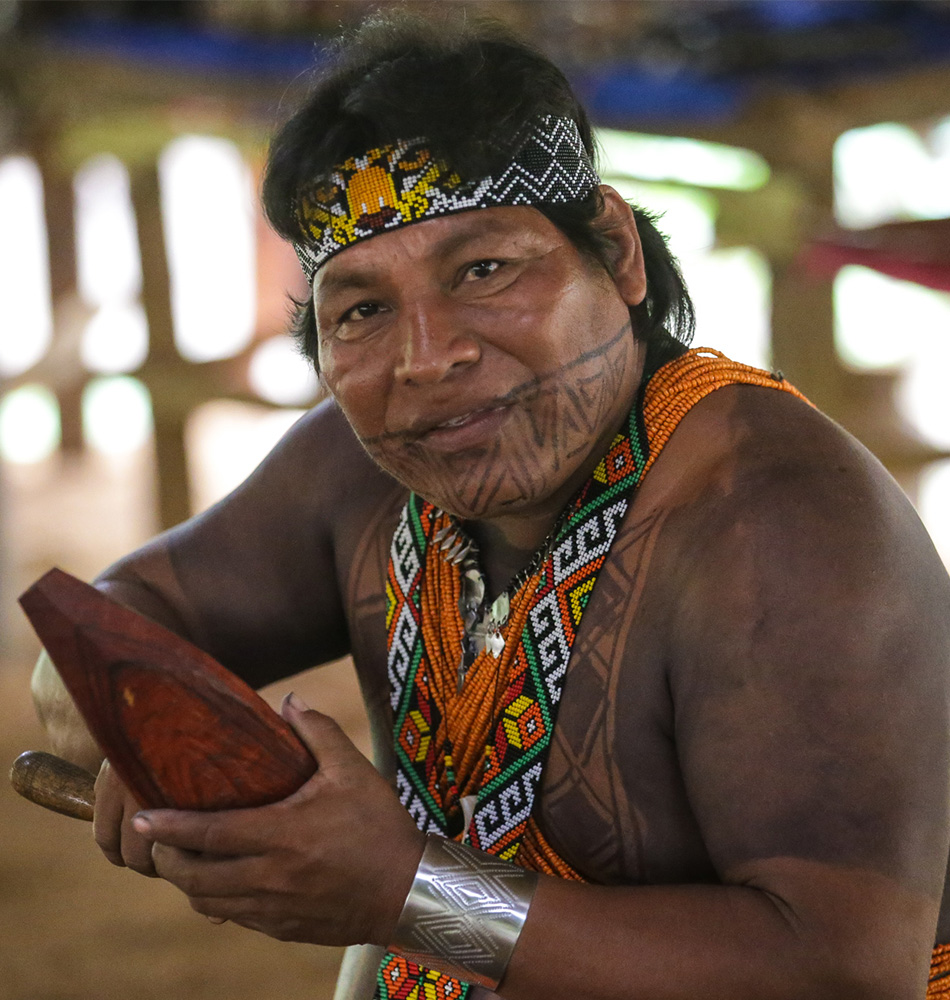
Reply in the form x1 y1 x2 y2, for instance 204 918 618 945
426 217 513 261
315 215 524 298
315 268 379 298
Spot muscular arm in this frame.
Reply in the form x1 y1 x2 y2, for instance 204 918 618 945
500 389 950 999
96 399 401 682
31 399 404 761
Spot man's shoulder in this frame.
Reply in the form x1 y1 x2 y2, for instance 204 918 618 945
276 398 393 482
612 375 950 679
632 376 950 669
638 377 914 546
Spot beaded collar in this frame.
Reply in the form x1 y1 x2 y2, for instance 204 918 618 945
377 392 649 1000
432 505 574 687
376 348 812 1000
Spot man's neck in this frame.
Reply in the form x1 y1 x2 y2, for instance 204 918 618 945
464 514 558 600
463 340 648 599
463 413 625 597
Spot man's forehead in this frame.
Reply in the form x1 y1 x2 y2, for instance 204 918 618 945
313 205 555 292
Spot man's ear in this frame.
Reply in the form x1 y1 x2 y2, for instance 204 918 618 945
597 185 647 308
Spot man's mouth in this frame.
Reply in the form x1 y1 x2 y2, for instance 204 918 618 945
405 402 515 451
429 404 507 433
362 382 539 450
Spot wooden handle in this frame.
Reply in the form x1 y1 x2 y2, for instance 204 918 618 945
10 750 96 822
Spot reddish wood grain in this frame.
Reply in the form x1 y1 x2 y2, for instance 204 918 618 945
19 568 316 811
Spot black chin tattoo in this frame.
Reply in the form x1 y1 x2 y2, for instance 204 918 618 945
360 321 637 519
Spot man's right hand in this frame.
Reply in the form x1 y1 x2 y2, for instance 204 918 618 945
93 760 157 876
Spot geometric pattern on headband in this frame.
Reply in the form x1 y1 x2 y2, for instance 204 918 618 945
292 115 600 281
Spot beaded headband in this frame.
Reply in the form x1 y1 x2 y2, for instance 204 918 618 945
292 114 600 281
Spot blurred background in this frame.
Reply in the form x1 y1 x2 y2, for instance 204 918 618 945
2 1 950 997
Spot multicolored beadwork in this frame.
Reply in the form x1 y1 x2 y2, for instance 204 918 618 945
378 400 649 999
377 349 813 1000
292 115 599 281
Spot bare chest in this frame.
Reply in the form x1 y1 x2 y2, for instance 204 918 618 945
533 503 715 886
344 495 716 889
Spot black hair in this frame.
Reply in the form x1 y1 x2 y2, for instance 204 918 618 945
262 9 694 374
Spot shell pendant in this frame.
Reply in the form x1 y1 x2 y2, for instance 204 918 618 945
485 592 510 658
486 629 505 658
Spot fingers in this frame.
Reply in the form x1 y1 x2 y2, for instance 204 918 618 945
186 896 268 934
120 698 422 949
151 844 258 900
132 804 277 857
280 691 363 770
92 760 123 863
150 849 289 936
93 760 157 877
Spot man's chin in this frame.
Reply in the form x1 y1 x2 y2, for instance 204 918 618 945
363 440 571 524
389 471 560 525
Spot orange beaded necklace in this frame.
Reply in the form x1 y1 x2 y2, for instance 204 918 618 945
403 348 811 868
419 524 543 823
931 944 950 996
380 348 814 1000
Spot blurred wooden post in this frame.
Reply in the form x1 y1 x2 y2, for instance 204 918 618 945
749 98 846 418
698 86 950 500
737 94 949 498
128 162 192 531
35 140 86 454
770 258 841 416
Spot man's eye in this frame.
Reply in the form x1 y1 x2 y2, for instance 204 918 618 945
341 301 381 323
463 260 503 281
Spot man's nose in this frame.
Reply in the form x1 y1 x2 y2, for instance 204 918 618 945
393 298 480 384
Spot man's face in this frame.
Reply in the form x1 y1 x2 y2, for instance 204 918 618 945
313 200 645 523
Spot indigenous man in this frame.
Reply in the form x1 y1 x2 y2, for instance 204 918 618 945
31 13 950 1000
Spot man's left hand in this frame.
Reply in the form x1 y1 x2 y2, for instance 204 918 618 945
132 693 425 947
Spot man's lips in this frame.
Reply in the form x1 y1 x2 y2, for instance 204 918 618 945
360 382 539 449
412 402 511 438
407 402 515 451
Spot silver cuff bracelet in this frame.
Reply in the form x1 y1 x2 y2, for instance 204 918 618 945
389 834 539 990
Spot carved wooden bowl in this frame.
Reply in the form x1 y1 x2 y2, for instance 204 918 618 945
19 568 315 811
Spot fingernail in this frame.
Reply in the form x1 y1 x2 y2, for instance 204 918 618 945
285 691 311 712
132 813 151 834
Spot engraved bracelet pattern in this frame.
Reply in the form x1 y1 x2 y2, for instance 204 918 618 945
389 835 539 991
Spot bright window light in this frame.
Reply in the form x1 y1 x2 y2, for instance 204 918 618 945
82 376 153 454
683 247 772 370
918 460 950 571
0 385 60 463
248 336 318 406
605 178 716 256
899 353 950 451
833 120 950 462
74 154 142 307
159 135 256 363
0 156 52 376
831 266 950 449
187 401 305 513
834 266 920 371
835 121 950 228
597 129 769 191
832 266 950 448
931 114 950 158
595 178 770 368
81 302 149 373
